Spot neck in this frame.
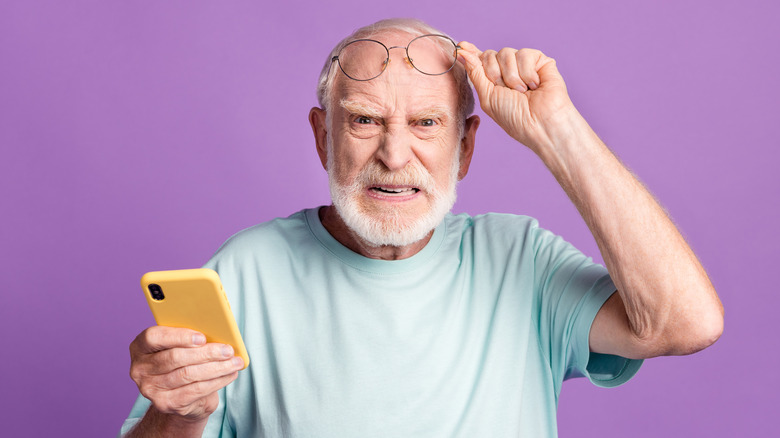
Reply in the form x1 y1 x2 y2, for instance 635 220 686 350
318 206 433 260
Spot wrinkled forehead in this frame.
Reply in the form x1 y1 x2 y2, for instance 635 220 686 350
332 71 460 117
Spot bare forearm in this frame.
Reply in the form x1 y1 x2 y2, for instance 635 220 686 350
124 406 207 438
539 109 723 357
456 42 722 357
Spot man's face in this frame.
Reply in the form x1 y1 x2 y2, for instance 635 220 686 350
322 32 470 247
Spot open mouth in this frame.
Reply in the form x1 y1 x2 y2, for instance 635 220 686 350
370 186 420 195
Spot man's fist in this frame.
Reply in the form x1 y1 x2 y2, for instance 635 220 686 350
457 42 580 154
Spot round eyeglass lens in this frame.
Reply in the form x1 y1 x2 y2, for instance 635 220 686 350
337 40 389 81
406 35 458 76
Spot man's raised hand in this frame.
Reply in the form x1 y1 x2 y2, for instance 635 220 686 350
457 42 580 155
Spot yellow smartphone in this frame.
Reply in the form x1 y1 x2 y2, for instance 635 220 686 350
141 268 249 369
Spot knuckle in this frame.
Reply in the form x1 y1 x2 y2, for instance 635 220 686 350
481 49 497 59
167 347 183 365
177 366 196 384
140 326 158 342
138 381 157 400
167 394 188 413
189 380 208 395
156 389 193 417
136 327 161 350
504 75 523 87
191 378 220 398
130 330 148 352
129 367 141 384
202 394 219 415
171 384 204 410
130 361 157 386
485 66 501 81
153 391 175 413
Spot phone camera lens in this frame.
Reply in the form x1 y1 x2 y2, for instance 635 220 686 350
148 284 165 301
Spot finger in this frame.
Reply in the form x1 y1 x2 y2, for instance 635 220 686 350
147 343 236 375
536 55 564 89
456 40 483 58
157 356 245 390
171 372 239 408
131 326 207 355
497 47 528 92
515 48 544 90
481 50 506 88
151 371 239 416
456 41 494 107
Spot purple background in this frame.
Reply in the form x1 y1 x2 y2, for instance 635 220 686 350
1 0 777 436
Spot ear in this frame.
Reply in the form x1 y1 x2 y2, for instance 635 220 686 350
309 107 329 170
457 115 480 180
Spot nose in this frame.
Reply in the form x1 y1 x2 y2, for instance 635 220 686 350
375 128 414 172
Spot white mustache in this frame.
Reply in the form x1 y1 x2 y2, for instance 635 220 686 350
357 161 435 192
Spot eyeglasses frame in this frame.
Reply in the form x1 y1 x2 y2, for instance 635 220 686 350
330 34 462 82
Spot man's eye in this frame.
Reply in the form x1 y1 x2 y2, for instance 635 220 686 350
355 116 373 124
418 119 437 127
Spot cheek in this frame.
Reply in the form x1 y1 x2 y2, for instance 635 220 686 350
418 139 460 185
330 154 357 184
330 138 374 183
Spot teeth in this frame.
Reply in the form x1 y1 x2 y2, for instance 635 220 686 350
375 187 416 194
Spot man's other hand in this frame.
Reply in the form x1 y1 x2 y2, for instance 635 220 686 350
129 326 244 423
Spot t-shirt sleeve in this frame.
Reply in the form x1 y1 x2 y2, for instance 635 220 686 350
118 393 150 436
531 225 642 394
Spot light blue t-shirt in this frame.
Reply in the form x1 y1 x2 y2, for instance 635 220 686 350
121 208 641 437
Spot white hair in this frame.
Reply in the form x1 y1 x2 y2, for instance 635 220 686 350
316 18 475 128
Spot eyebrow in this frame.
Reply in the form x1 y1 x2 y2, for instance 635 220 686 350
339 99 453 122
409 106 453 122
339 99 384 119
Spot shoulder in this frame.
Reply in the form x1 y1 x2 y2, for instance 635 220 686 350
205 208 315 265
445 211 543 240
440 212 556 264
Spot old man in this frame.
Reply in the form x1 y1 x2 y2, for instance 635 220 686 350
121 18 723 437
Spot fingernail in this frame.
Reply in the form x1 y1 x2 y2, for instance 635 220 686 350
528 82 538 90
192 334 206 345
232 357 244 368
222 345 234 358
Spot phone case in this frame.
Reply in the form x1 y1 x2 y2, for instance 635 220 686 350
141 268 249 369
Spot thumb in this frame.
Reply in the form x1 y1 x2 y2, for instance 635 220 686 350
457 41 494 104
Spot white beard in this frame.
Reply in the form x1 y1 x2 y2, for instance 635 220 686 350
327 139 460 248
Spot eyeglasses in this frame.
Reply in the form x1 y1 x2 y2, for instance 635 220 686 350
331 34 461 81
